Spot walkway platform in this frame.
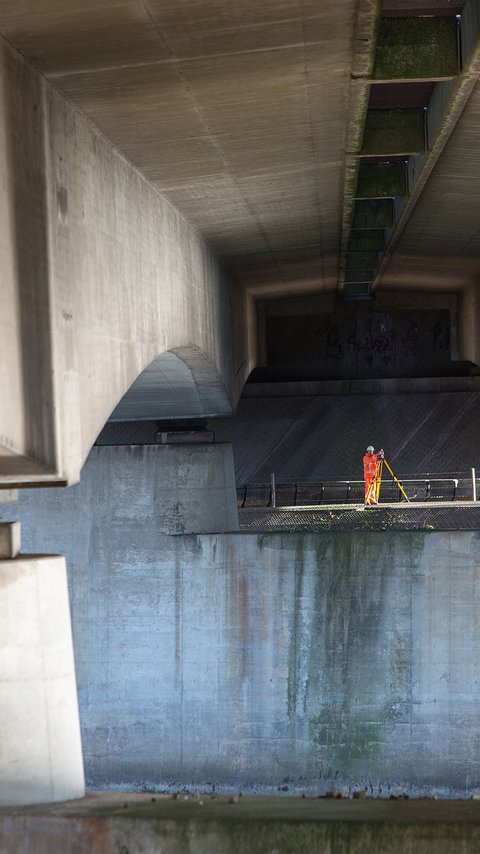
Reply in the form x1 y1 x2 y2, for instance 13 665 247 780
3 792 480 852
239 502 480 533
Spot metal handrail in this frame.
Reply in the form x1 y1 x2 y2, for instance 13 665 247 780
238 475 476 507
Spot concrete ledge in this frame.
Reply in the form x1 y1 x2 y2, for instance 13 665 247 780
242 376 480 397
2 793 480 853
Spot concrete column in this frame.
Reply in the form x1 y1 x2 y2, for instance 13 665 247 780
0 524 84 806
458 283 480 367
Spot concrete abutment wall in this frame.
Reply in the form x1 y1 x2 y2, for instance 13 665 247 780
4 446 480 797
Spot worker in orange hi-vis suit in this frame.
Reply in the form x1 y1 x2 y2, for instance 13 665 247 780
363 445 384 505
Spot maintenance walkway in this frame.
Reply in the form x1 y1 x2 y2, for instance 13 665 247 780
239 502 480 533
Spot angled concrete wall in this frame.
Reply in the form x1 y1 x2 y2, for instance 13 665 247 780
5 448 480 797
211 386 480 484
0 34 253 486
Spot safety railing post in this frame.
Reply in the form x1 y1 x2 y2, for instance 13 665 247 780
472 468 477 502
270 473 276 508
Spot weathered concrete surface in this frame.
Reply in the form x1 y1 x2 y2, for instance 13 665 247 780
0 0 363 278
4 460 480 796
144 443 238 533
72 444 238 535
0 34 250 486
0 555 84 806
3 793 480 854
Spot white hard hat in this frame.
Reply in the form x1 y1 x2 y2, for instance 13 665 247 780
366 445 374 453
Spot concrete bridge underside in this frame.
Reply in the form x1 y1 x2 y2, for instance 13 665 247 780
3 0 480 825
2 0 480 485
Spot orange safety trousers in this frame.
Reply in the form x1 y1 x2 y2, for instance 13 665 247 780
363 453 380 504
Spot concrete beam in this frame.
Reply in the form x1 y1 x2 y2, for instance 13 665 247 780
356 161 409 198
338 0 383 293
353 199 396 229
374 0 480 290
0 36 247 485
373 16 459 82
362 110 426 156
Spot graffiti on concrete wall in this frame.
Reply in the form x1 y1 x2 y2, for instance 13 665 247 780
267 308 451 379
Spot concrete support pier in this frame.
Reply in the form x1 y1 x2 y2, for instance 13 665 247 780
0 524 84 806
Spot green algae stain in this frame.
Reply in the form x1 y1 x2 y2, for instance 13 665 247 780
309 697 403 769
309 709 381 764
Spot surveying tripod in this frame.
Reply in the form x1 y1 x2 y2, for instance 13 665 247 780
365 457 410 505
